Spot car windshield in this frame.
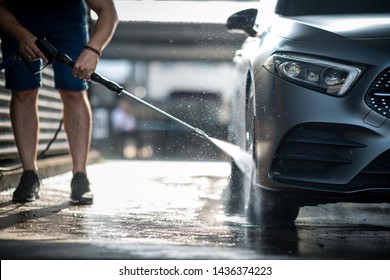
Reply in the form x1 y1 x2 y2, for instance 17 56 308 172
275 0 390 16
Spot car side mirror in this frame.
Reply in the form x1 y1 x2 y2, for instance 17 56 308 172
226 8 258 37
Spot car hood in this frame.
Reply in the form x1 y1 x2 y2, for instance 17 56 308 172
269 14 390 41
291 14 390 39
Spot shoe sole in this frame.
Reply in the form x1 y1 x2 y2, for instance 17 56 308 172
70 198 93 205
12 192 40 203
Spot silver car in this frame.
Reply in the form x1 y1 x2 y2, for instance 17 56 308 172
226 0 390 226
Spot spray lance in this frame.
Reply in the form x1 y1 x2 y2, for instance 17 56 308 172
36 37 252 172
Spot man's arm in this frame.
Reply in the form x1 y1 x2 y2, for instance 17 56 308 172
73 0 119 80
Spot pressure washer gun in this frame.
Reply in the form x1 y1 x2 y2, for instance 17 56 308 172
36 37 124 94
35 37 209 139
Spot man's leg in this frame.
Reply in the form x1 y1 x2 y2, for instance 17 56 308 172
10 89 41 202
59 89 93 205
59 89 92 174
10 89 39 172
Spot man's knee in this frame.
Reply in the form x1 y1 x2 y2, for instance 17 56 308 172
11 89 39 104
59 90 89 106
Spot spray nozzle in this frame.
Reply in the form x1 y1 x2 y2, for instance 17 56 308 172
192 127 209 139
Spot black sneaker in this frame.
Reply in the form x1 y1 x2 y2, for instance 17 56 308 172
12 170 41 203
70 172 93 205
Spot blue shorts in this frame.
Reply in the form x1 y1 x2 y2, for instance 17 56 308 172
1 2 89 91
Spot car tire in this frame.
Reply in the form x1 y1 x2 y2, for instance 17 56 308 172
225 159 247 215
248 77 299 227
247 183 300 227
225 76 254 216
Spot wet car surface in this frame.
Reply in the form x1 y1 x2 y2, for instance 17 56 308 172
0 160 390 259
225 0 390 226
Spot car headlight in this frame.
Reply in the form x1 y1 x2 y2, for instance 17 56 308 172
263 53 363 96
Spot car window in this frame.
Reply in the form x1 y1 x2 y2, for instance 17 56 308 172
275 0 390 16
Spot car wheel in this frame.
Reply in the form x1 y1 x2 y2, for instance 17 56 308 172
225 76 255 215
245 79 299 227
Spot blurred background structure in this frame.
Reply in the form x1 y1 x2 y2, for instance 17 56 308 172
89 0 255 160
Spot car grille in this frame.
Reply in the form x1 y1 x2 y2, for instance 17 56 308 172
270 124 390 190
364 67 390 118
361 149 390 174
271 126 365 176
347 150 390 190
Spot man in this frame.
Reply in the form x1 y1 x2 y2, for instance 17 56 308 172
0 0 119 204
111 98 138 158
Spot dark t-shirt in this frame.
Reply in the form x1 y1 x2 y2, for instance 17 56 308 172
6 0 82 13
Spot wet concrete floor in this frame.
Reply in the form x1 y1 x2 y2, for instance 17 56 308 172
0 160 390 259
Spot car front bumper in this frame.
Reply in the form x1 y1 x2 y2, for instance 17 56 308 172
254 67 390 200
